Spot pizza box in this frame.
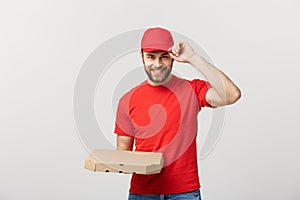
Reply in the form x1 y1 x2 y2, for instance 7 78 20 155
84 149 164 175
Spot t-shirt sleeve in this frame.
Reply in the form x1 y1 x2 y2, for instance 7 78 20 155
190 79 215 108
114 94 135 137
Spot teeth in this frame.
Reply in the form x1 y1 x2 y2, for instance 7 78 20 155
152 69 163 75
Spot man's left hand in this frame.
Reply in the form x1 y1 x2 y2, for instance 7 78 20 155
168 41 195 63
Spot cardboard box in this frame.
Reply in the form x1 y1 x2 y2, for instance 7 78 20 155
84 149 164 175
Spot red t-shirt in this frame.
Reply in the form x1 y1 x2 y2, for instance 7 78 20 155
114 75 213 194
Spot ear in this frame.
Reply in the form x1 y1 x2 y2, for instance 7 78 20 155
140 49 145 57
140 50 145 64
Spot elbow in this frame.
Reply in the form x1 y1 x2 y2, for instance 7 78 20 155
227 88 241 105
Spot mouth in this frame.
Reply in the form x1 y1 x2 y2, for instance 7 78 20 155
151 68 165 76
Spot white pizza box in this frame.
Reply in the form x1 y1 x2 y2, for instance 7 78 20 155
84 149 164 175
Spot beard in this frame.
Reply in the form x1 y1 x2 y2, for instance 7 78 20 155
144 64 172 84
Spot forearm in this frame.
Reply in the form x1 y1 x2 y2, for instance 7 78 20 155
189 53 241 105
117 135 134 151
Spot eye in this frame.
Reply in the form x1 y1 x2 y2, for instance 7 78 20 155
147 55 155 60
161 55 170 59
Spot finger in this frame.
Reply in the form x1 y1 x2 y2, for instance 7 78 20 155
170 46 179 56
178 42 184 54
176 42 181 50
172 45 180 56
168 52 176 59
177 42 185 54
174 50 179 57
175 46 179 53
170 51 178 58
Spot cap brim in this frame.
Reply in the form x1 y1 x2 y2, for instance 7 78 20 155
142 47 170 53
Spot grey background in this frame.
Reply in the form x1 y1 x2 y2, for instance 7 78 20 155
1 0 299 199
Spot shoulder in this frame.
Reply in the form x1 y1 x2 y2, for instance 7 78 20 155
171 75 207 86
118 81 148 103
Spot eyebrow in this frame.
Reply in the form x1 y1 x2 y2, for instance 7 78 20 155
145 52 169 56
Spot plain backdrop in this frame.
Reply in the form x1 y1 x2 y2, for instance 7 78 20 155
1 0 300 199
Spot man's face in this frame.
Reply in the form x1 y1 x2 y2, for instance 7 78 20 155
142 50 173 85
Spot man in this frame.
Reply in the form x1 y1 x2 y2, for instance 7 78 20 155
114 27 241 200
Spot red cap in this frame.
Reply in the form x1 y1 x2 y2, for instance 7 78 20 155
141 27 174 52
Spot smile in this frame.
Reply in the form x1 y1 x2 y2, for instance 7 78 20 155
151 68 165 76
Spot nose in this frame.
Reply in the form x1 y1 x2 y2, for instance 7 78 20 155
154 58 162 66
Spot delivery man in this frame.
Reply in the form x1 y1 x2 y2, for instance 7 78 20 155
114 27 241 200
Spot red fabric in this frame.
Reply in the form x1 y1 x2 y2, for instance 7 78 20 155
114 75 213 194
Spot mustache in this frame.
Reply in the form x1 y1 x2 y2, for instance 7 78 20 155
145 64 167 70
